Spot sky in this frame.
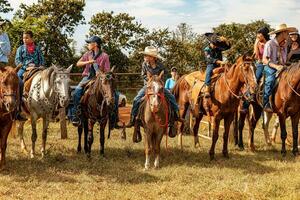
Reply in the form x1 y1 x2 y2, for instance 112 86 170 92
3 0 300 52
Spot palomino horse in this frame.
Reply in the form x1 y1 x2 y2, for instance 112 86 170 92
16 65 72 158
78 68 115 157
140 71 169 169
241 62 300 156
0 66 19 169
173 56 257 159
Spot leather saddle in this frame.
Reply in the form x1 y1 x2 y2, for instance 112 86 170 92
23 67 44 95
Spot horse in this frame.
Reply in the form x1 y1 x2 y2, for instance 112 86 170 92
139 71 169 170
78 68 116 157
173 55 257 159
15 65 72 158
0 66 19 169
241 61 300 156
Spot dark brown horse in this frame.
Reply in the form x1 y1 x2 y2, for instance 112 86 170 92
0 66 19 169
173 56 257 159
240 61 300 156
78 68 116 157
140 71 169 169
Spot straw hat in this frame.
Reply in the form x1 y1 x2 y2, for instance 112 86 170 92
269 23 296 35
289 28 299 35
140 46 164 60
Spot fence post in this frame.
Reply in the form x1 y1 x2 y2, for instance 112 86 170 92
59 108 68 139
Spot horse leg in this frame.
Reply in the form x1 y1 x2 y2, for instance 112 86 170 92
144 131 152 170
1 125 10 169
223 114 234 158
193 115 202 148
99 119 107 156
209 117 220 160
278 114 287 156
237 110 247 150
77 125 83 153
87 119 95 158
263 112 272 146
83 120 89 154
248 105 262 151
30 117 38 159
177 103 188 149
154 131 164 169
291 114 300 156
41 117 50 158
17 121 27 153
271 116 279 143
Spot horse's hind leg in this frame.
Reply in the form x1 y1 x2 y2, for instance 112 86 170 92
271 116 279 143
87 119 95 158
237 109 247 150
83 120 89 153
177 103 188 149
223 114 234 158
209 117 220 160
248 105 262 151
193 115 202 148
291 114 300 156
263 112 272 146
41 117 50 158
278 114 287 156
17 121 27 153
77 125 83 153
99 119 107 156
30 117 38 158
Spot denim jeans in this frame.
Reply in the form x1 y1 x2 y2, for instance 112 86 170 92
131 86 179 118
204 64 216 86
255 62 264 83
263 65 276 107
17 68 26 105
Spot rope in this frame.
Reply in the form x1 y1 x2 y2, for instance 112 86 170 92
287 72 300 97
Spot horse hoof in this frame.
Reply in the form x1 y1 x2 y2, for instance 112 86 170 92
30 154 35 159
86 153 91 158
281 151 287 157
143 167 150 171
154 165 160 170
250 146 256 152
292 151 299 157
194 142 200 148
22 148 28 154
223 152 229 159
209 154 215 161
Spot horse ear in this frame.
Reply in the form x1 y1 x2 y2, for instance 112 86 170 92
110 66 115 73
158 70 164 80
66 64 73 73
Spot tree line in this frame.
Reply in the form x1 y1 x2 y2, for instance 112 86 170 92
0 0 271 74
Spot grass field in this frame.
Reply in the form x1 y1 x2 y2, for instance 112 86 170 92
0 118 300 200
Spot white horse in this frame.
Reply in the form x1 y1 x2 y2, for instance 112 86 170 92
16 65 72 158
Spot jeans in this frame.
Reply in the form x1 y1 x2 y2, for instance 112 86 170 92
131 86 179 118
263 65 276 107
255 62 264 83
204 64 216 86
17 68 26 107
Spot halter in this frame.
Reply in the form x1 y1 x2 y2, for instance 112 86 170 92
223 61 255 100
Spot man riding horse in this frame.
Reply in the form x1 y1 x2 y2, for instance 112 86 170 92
15 30 45 121
126 46 181 137
262 23 296 112
0 19 11 68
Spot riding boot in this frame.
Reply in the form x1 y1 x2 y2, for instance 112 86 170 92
133 121 142 143
126 115 136 128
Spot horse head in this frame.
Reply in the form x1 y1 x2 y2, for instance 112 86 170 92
146 71 164 113
0 67 19 113
235 55 257 101
97 66 116 106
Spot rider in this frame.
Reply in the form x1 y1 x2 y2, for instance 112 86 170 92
262 23 296 112
126 46 180 135
287 29 300 63
164 67 178 91
203 33 231 98
71 35 111 126
0 19 11 68
15 30 45 121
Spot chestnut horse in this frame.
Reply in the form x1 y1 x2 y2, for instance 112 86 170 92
239 61 300 156
79 69 116 157
173 56 257 159
140 71 168 169
0 66 19 169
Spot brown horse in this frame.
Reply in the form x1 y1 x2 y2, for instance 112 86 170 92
79 68 116 157
140 71 169 170
0 66 19 169
173 55 257 159
243 61 300 156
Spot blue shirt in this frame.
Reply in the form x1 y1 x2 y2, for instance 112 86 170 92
141 61 168 85
165 78 176 90
0 33 11 63
15 44 45 69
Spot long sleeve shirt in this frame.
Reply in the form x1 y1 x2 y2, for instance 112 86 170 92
204 46 223 65
0 32 11 63
15 44 45 69
141 61 168 85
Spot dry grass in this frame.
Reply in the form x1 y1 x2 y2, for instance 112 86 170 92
0 119 300 200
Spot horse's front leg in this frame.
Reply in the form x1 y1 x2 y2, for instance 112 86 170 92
30 117 38 159
41 117 50 158
223 114 234 158
209 117 220 160
248 105 262 151
237 109 247 150
77 125 83 153
271 116 280 143
17 121 27 153
154 131 164 169
87 119 95 158
144 130 152 170
262 111 272 146
278 114 287 156
291 114 300 156
193 115 202 148
99 118 107 156
83 120 89 154
177 104 188 149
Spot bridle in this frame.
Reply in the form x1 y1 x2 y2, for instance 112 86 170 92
0 77 17 106
223 61 255 100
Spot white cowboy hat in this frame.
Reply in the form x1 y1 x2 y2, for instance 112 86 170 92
269 23 297 35
140 46 164 60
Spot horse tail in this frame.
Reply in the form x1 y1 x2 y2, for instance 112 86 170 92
172 75 187 100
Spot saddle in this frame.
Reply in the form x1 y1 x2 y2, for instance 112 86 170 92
184 67 224 115
23 67 44 95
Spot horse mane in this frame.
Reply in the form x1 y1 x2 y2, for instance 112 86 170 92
171 75 187 99
40 66 56 97
0 66 18 83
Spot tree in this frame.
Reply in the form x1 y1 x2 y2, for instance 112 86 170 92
212 20 272 63
88 11 147 71
0 0 13 18
10 0 85 66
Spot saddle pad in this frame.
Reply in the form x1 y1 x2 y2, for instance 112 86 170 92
184 67 225 87
190 79 205 114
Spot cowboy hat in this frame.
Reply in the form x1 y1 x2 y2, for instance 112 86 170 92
269 23 297 35
140 46 164 60
289 28 299 35
205 32 230 51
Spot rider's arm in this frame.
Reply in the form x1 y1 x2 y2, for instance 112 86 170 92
204 47 219 65
0 33 11 56
15 45 23 68
76 53 95 67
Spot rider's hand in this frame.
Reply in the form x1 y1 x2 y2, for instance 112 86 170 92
276 65 285 71
88 59 95 64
